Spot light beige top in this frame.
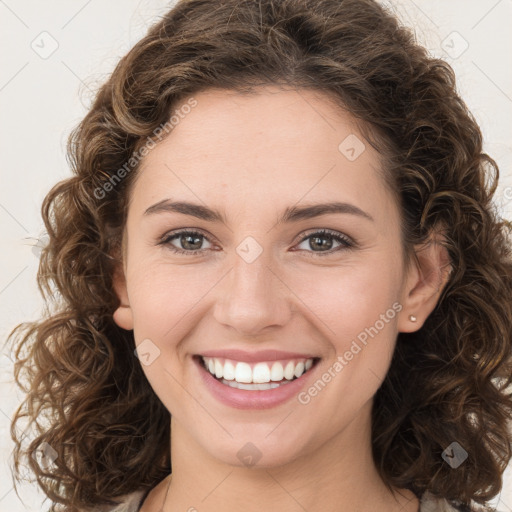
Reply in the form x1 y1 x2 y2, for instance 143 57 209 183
100 488 499 512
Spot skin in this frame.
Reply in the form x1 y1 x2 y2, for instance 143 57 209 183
112 86 451 512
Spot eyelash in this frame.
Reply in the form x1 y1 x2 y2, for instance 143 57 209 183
158 228 355 257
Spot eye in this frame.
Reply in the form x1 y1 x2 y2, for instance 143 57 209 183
294 229 354 257
159 229 214 255
158 228 354 257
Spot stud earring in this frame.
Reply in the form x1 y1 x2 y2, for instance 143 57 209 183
409 315 417 322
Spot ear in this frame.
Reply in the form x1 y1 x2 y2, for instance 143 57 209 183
398 228 452 333
112 261 134 331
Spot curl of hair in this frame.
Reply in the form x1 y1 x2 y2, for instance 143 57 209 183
6 0 512 510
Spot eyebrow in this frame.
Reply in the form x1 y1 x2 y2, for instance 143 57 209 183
143 199 374 224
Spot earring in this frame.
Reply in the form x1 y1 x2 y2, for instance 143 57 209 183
409 315 417 322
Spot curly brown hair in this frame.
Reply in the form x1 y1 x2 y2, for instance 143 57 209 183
6 0 512 511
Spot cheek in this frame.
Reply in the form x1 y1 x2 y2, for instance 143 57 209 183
127 260 215 331
289 264 401 396
287 262 401 340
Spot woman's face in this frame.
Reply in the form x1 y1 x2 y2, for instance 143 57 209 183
113 86 432 468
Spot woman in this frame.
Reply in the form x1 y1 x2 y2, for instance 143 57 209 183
7 0 512 511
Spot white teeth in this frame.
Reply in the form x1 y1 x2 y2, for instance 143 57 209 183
284 361 295 380
219 378 290 390
214 359 224 379
294 361 305 378
270 361 284 381
223 360 236 380
252 362 270 383
234 362 252 383
201 356 315 385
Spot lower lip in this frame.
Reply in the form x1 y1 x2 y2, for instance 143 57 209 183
194 356 319 410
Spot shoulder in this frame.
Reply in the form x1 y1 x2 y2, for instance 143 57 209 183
121 489 150 512
75 489 148 512
104 474 169 512
94 489 149 512
419 490 503 512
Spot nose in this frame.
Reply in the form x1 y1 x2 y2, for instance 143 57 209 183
212 246 293 336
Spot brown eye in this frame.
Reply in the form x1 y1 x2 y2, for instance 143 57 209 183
295 229 354 257
158 228 354 257
160 230 213 255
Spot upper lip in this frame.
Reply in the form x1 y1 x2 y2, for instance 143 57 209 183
197 349 319 363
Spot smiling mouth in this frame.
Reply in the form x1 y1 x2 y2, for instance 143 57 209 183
195 355 321 391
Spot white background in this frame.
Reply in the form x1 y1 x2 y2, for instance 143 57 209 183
0 1 511 510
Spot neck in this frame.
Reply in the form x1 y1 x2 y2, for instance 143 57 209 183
162 399 419 512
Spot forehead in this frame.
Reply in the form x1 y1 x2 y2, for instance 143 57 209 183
129 86 396 223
